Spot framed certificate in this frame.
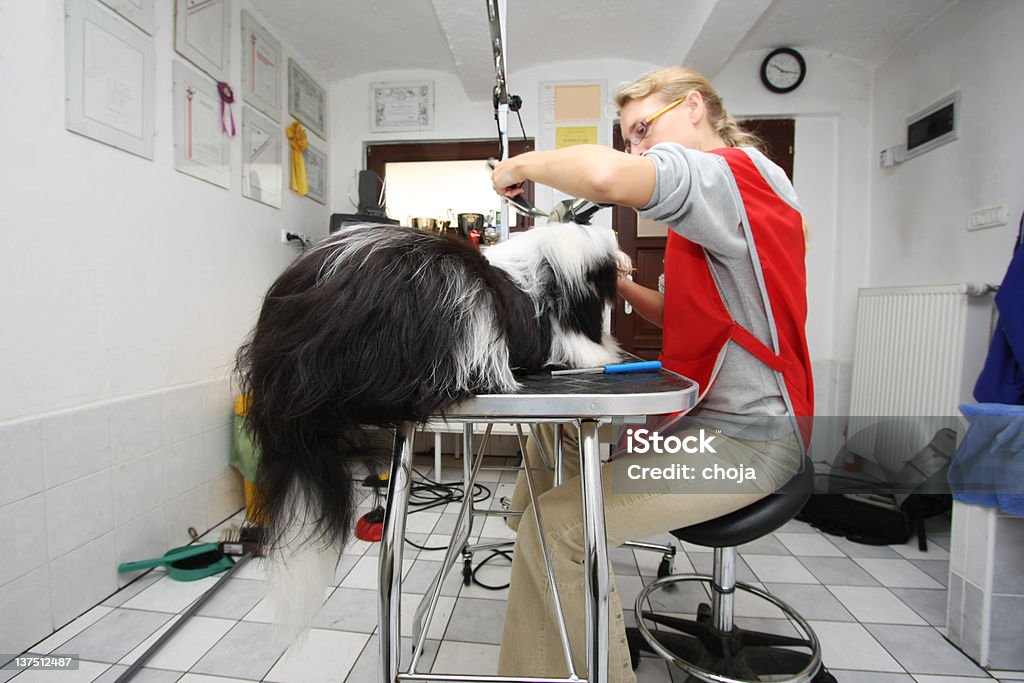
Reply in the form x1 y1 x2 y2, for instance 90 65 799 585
174 0 230 81
240 10 281 121
173 61 230 188
65 0 155 160
97 0 155 35
288 58 327 140
242 106 282 208
303 143 327 205
370 81 434 132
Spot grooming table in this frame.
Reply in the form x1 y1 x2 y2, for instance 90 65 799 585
378 369 698 683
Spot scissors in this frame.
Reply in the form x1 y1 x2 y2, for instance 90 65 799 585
486 158 549 218
486 158 612 224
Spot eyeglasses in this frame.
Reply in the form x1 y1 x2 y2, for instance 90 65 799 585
624 98 684 153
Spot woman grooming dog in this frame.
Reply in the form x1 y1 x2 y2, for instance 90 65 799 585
490 66 814 682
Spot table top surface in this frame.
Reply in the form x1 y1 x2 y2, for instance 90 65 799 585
442 368 698 420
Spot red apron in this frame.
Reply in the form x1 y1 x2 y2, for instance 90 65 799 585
659 147 814 451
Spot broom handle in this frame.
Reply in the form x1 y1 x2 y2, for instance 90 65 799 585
114 553 252 682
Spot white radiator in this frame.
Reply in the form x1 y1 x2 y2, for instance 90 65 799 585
847 283 993 471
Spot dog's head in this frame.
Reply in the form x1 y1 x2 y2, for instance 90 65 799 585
484 222 629 368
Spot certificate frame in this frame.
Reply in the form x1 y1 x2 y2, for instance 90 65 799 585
242 106 282 209
370 81 434 133
240 10 281 121
174 0 230 82
302 142 328 205
288 58 327 140
65 0 155 160
173 61 230 189
96 0 155 35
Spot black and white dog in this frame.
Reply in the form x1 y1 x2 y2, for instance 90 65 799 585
236 221 627 621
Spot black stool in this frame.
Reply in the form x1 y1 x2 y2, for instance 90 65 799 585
628 457 833 683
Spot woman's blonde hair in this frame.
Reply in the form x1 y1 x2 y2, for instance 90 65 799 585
615 66 762 150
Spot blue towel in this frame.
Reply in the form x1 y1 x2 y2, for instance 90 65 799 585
948 402 1024 515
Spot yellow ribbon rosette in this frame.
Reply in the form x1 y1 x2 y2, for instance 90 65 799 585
286 120 309 195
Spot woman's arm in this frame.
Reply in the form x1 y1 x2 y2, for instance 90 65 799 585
491 145 657 209
616 277 664 328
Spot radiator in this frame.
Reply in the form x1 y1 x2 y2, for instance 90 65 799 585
847 283 993 471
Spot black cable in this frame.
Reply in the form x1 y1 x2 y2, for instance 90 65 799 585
470 549 513 590
402 462 517 587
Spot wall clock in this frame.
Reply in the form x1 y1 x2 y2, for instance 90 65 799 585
760 47 806 94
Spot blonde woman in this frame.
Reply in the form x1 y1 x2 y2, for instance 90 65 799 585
490 66 814 682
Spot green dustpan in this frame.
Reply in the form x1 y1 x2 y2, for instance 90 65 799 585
118 543 235 581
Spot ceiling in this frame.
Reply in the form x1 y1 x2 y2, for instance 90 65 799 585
249 0 957 100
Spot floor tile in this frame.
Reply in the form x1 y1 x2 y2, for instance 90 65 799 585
892 539 951 561
808 620 904 672
102 574 162 607
119 615 234 671
4 660 110 682
264 628 369 683
33 606 113 653
826 535 904 559
853 558 945 589
743 554 819 584
442 596 507 644
799 556 881 586
311 587 378 633
827 671 915 682
912 676 994 682
864 624 988 677
431 641 502 676
828 586 929 625
121 574 224 614
92 666 182 682
400 592 456 641
190 621 290 680
194 577 266 620
763 583 855 622
775 531 846 557
737 533 792 555
890 587 949 626
51 609 173 665
911 558 951 587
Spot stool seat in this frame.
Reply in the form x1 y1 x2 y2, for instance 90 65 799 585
672 459 815 548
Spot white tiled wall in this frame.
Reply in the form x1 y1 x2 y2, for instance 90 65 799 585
947 500 1024 670
0 378 243 656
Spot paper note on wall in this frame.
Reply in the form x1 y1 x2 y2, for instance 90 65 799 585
554 84 603 121
555 126 598 149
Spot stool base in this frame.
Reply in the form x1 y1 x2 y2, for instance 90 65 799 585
632 574 831 683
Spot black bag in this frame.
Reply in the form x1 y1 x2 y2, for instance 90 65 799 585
797 493 909 546
798 428 955 548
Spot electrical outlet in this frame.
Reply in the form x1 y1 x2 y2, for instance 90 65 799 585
967 205 1007 232
280 229 291 244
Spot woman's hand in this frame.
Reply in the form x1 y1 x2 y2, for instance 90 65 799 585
490 156 529 198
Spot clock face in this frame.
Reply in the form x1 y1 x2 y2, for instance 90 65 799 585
761 48 806 93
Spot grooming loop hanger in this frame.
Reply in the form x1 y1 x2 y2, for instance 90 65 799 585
488 0 513 241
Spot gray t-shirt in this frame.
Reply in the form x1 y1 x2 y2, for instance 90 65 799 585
638 142 802 439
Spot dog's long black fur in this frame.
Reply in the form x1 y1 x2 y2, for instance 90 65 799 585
235 222 625 585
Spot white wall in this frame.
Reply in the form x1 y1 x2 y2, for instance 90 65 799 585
0 1 330 422
0 1 329 654
869 0 1024 288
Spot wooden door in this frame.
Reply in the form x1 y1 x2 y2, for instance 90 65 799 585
610 119 795 358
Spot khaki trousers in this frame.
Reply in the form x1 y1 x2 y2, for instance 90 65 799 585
496 422 801 682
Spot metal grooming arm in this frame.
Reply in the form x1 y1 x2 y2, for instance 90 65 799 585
487 0 511 241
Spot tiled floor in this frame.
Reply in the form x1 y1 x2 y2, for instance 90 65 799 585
6 454 1024 683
